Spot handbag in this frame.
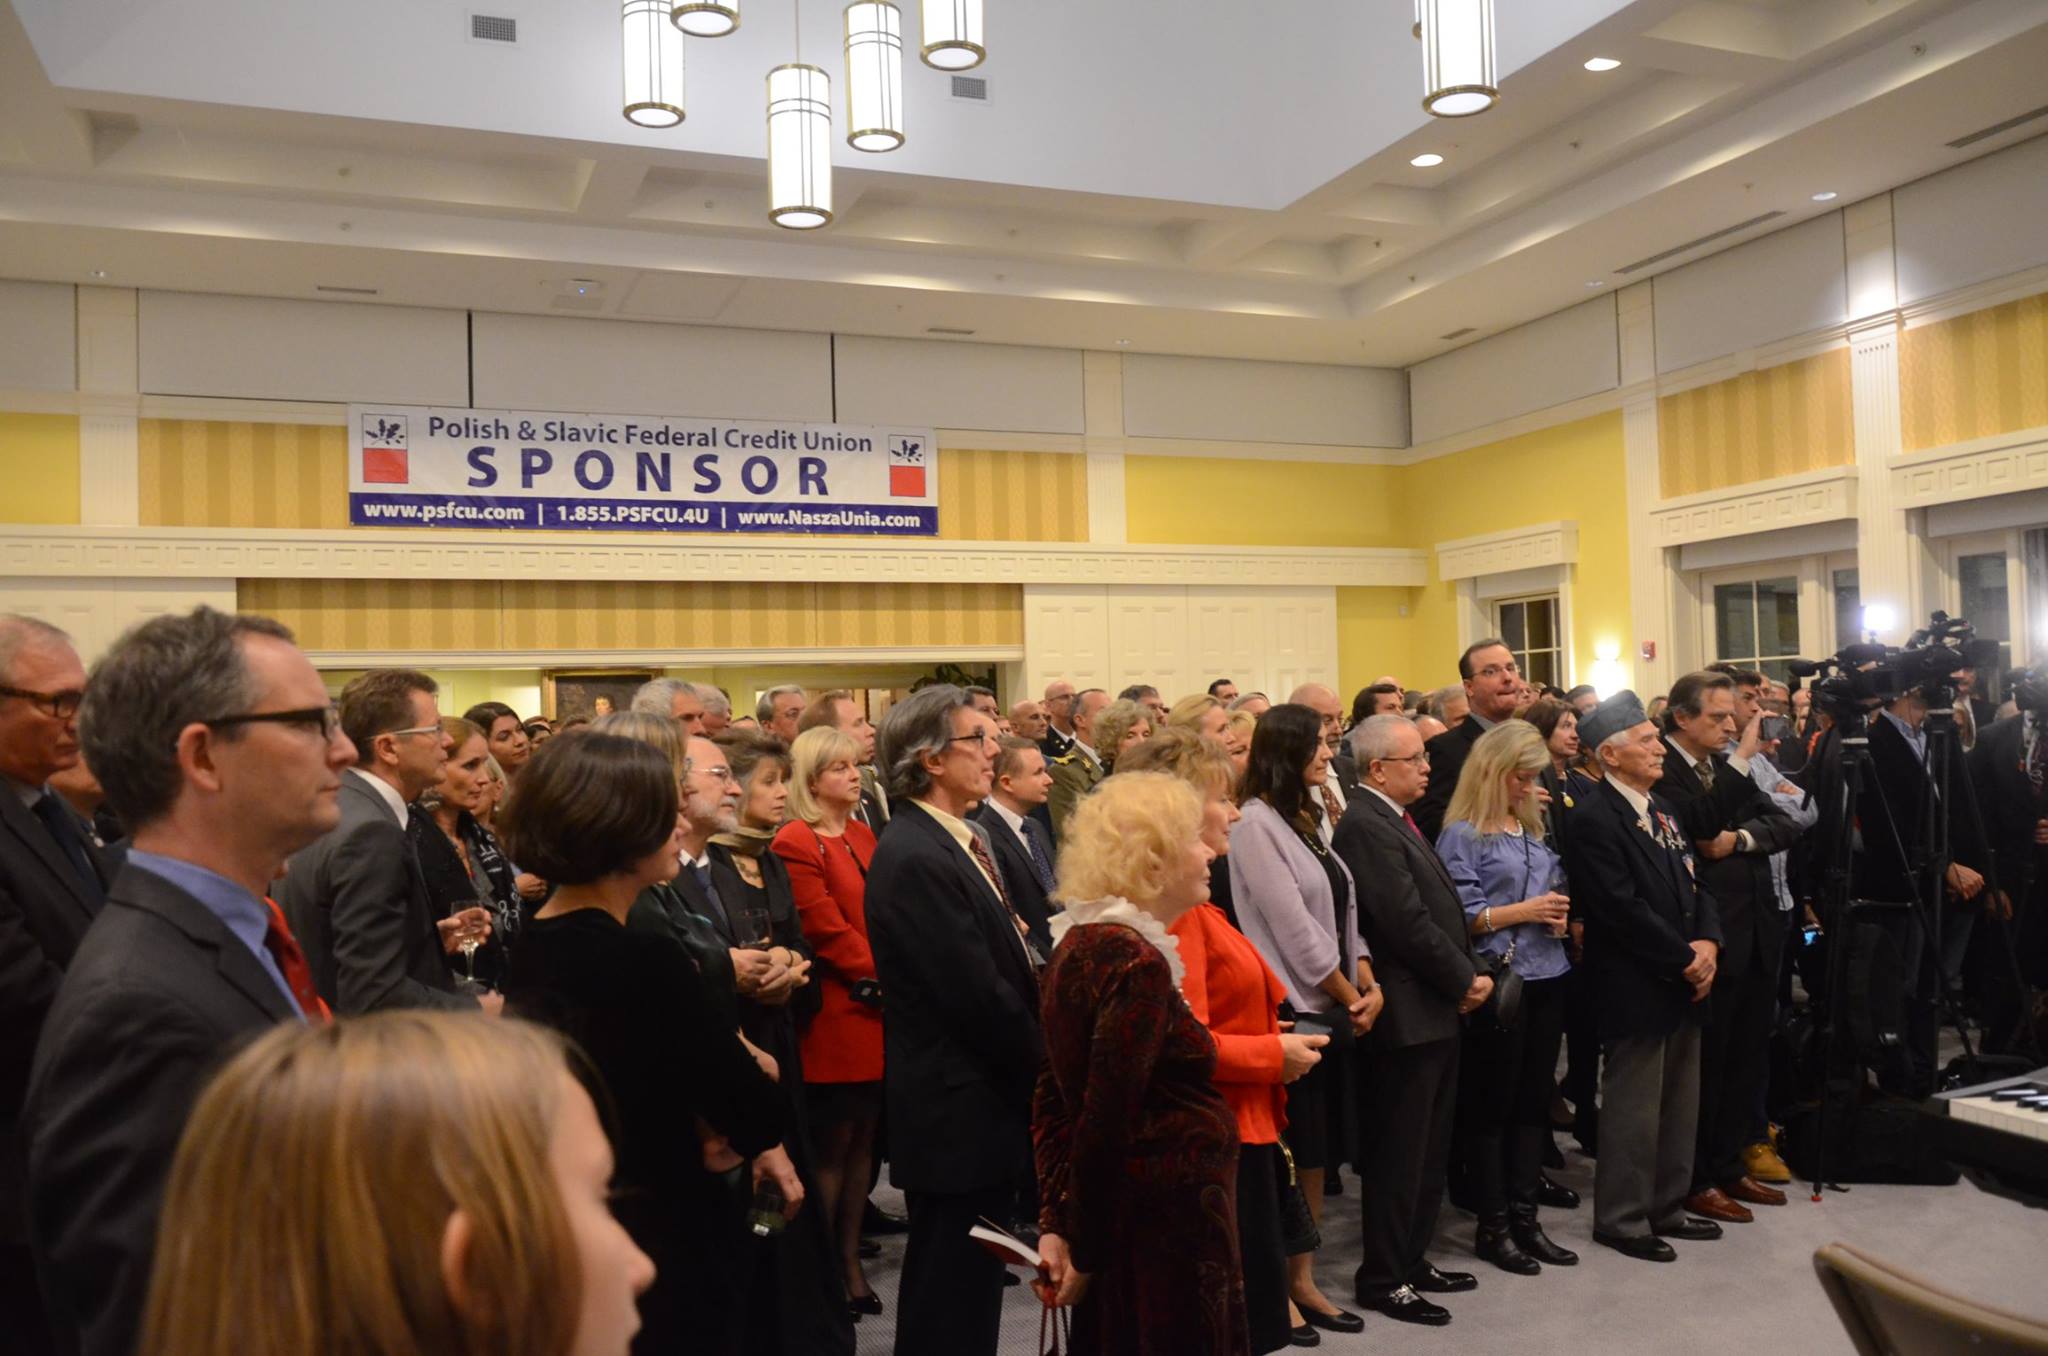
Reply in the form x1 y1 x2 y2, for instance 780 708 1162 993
1479 937 1524 1029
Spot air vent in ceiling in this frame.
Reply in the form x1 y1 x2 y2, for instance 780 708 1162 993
1614 210 1784 276
470 13 518 43
1439 326 1476 341
316 284 380 296
1947 103 2048 149
925 325 976 335
950 75 988 102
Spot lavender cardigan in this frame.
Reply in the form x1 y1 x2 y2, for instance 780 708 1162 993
1228 797 1368 1014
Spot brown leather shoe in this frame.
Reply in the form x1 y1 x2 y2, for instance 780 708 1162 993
1743 1141 1792 1184
1723 1175 1787 1207
1683 1187 1754 1223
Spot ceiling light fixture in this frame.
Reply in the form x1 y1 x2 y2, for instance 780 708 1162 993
673 0 739 38
1811 190 1838 202
621 0 685 127
1582 56 1620 72
920 0 984 71
1585 279 1604 287
768 0 832 229
1410 152 1445 167
1421 0 1497 117
846 2 905 151
88 269 108 279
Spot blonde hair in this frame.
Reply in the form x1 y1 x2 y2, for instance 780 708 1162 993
1443 718 1549 838
591 708 686 777
1055 771 1203 907
142 1013 582 1356
1225 709 1257 742
788 725 863 825
1165 693 1220 730
1111 727 1234 799
1091 699 1152 762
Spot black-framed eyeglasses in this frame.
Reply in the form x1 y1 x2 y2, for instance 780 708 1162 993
205 705 343 741
1376 752 1431 766
0 685 84 721
949 731 998 748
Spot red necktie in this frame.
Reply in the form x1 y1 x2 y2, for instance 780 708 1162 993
262 896 332 1023
967 833 1038 964
1402 810 1425 840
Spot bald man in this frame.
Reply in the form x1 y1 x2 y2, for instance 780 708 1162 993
1040 680 1077 760
1008 700 1048 742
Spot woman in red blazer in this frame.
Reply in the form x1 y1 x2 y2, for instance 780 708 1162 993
771 725 885 1319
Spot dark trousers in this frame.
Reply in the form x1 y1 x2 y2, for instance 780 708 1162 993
1 1242 54 1356
1562 963 1602 1146
1454 977 1567 1216
1236 1144 1293 1356
1694 934 1775 1189
1353 1036 1459 1294
1595 1026 1701 1238
895 1183 1014 1356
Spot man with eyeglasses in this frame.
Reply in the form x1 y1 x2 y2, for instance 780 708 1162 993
0 616 112 1353
24 607 355 1356
1039 679 1078 760
1413 639 1526 844
276 668 495 1016
667 735 803 1010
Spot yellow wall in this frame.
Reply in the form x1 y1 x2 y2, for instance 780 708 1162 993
1337 587 1414 696
1400 412 1633 693
1123 455 1405 548
1657 348 1854 497
0 413 82 524
1900 290 2048 452
318 666 545 718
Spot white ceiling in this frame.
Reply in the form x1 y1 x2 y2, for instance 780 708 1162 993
1 0 2045 370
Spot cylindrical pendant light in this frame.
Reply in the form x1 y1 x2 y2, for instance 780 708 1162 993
845 2 905 151
920 0 983 71
1421 0 1496 118
621 0 685 127
674 0 740 37
767 63 833 228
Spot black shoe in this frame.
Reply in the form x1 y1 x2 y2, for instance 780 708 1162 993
1537 1174 1580 1209
1300 1306 1365 1334
1652 1217 1723 1242
847 1291 883 1317
858 1239 881 1259
1593 1231 1677 1263
861 1201 909 1235
1508 1216 1578 1266
1474 1216 1540 1275
1289 1324 1321 1347
1324 1172 1344 1197
1001 1269 1020 1287
1409 1262 1478 1294
1358 1285 1452 1327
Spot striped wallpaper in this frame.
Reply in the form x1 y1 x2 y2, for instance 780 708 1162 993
1900 290 2048 453
140 421 1084 542
1657 347 1853 498
241 579 1023 654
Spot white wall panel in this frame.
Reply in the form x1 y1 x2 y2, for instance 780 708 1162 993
833 336 1083 433
0 281 76 392
473 313 832 421
0 577 238 664
1122 355 1408 447
138 292 467 404
1107 587 1192 700
1895 135 2048 305
1189 590 1265 694
1409 298 1617 444
1259 587 1338 700
1023 584 1111 696
1652 215 1847 373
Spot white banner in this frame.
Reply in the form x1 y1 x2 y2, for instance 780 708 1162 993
347 404 938 536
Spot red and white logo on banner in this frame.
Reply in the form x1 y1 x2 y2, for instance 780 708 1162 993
361 413 410 484
887 436 926 498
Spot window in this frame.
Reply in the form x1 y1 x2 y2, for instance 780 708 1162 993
1713 575 1801 684
1957 550 2011 703
1832 567 1862 649
1494 594 1561 690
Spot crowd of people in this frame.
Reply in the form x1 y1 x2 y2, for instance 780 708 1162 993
0 605 2038 1356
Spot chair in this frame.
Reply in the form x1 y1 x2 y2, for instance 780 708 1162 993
1814 1242 2048 1356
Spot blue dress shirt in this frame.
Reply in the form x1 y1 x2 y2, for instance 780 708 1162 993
125 848 306 1018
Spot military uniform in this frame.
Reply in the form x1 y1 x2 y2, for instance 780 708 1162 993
1046 746 1104 842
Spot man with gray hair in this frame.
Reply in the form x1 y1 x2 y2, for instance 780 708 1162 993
25 607 356 1356
864 685 1043 1355
0 615 110 1349
630 677 707 736
758 684 807 743
1562 691 1723 1264
699 685 733 736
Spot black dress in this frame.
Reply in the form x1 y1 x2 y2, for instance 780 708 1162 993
503 908 783 1356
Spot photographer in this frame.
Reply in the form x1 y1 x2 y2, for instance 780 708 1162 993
1968 670 2047 1051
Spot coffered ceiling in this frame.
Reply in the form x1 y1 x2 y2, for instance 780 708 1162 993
1 0 2044 368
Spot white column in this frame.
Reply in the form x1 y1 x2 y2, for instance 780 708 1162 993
1842 195 1916 643
1081 350 1126 545
1617 281 1671 696
75 286 141 527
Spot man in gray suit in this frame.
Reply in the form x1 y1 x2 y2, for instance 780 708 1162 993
276 669 494 1015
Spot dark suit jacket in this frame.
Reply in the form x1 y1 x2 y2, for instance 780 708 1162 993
1040 725 1076 762
1563 779 1723 1040
275 773 466 1014
0 789 112 1243
865 803 1044 1195
1971 713 2040 900
1331 791 1477 1049
1652 738 1803 979
969 802 1055 955
1412 716 1487 844
669 845 823 1054
1855 713 1986 906
25 863 299 1356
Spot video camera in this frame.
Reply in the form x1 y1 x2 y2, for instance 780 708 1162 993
1787 644 1898 724
1787 611 2000 720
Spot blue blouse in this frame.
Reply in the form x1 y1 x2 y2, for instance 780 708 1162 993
1434 820 1570 982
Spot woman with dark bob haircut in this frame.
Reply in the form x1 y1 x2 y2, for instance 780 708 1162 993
499 733 793 1356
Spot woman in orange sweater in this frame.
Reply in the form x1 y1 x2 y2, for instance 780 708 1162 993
1119 731 1331 1352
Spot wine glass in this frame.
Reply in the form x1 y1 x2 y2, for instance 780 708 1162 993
453 907 489 992
736 905 774 951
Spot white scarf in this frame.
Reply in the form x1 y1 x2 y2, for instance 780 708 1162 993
1048 895 1186 990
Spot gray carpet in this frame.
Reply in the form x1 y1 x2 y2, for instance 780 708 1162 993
848 1151 2047 1354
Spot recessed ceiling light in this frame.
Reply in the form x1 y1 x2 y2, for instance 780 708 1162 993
1410 152 1445 168
1586 279 1605 288
1583 56 1621 72
1115 338 1131 347
88 269 107 279
1811 190 1839 202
